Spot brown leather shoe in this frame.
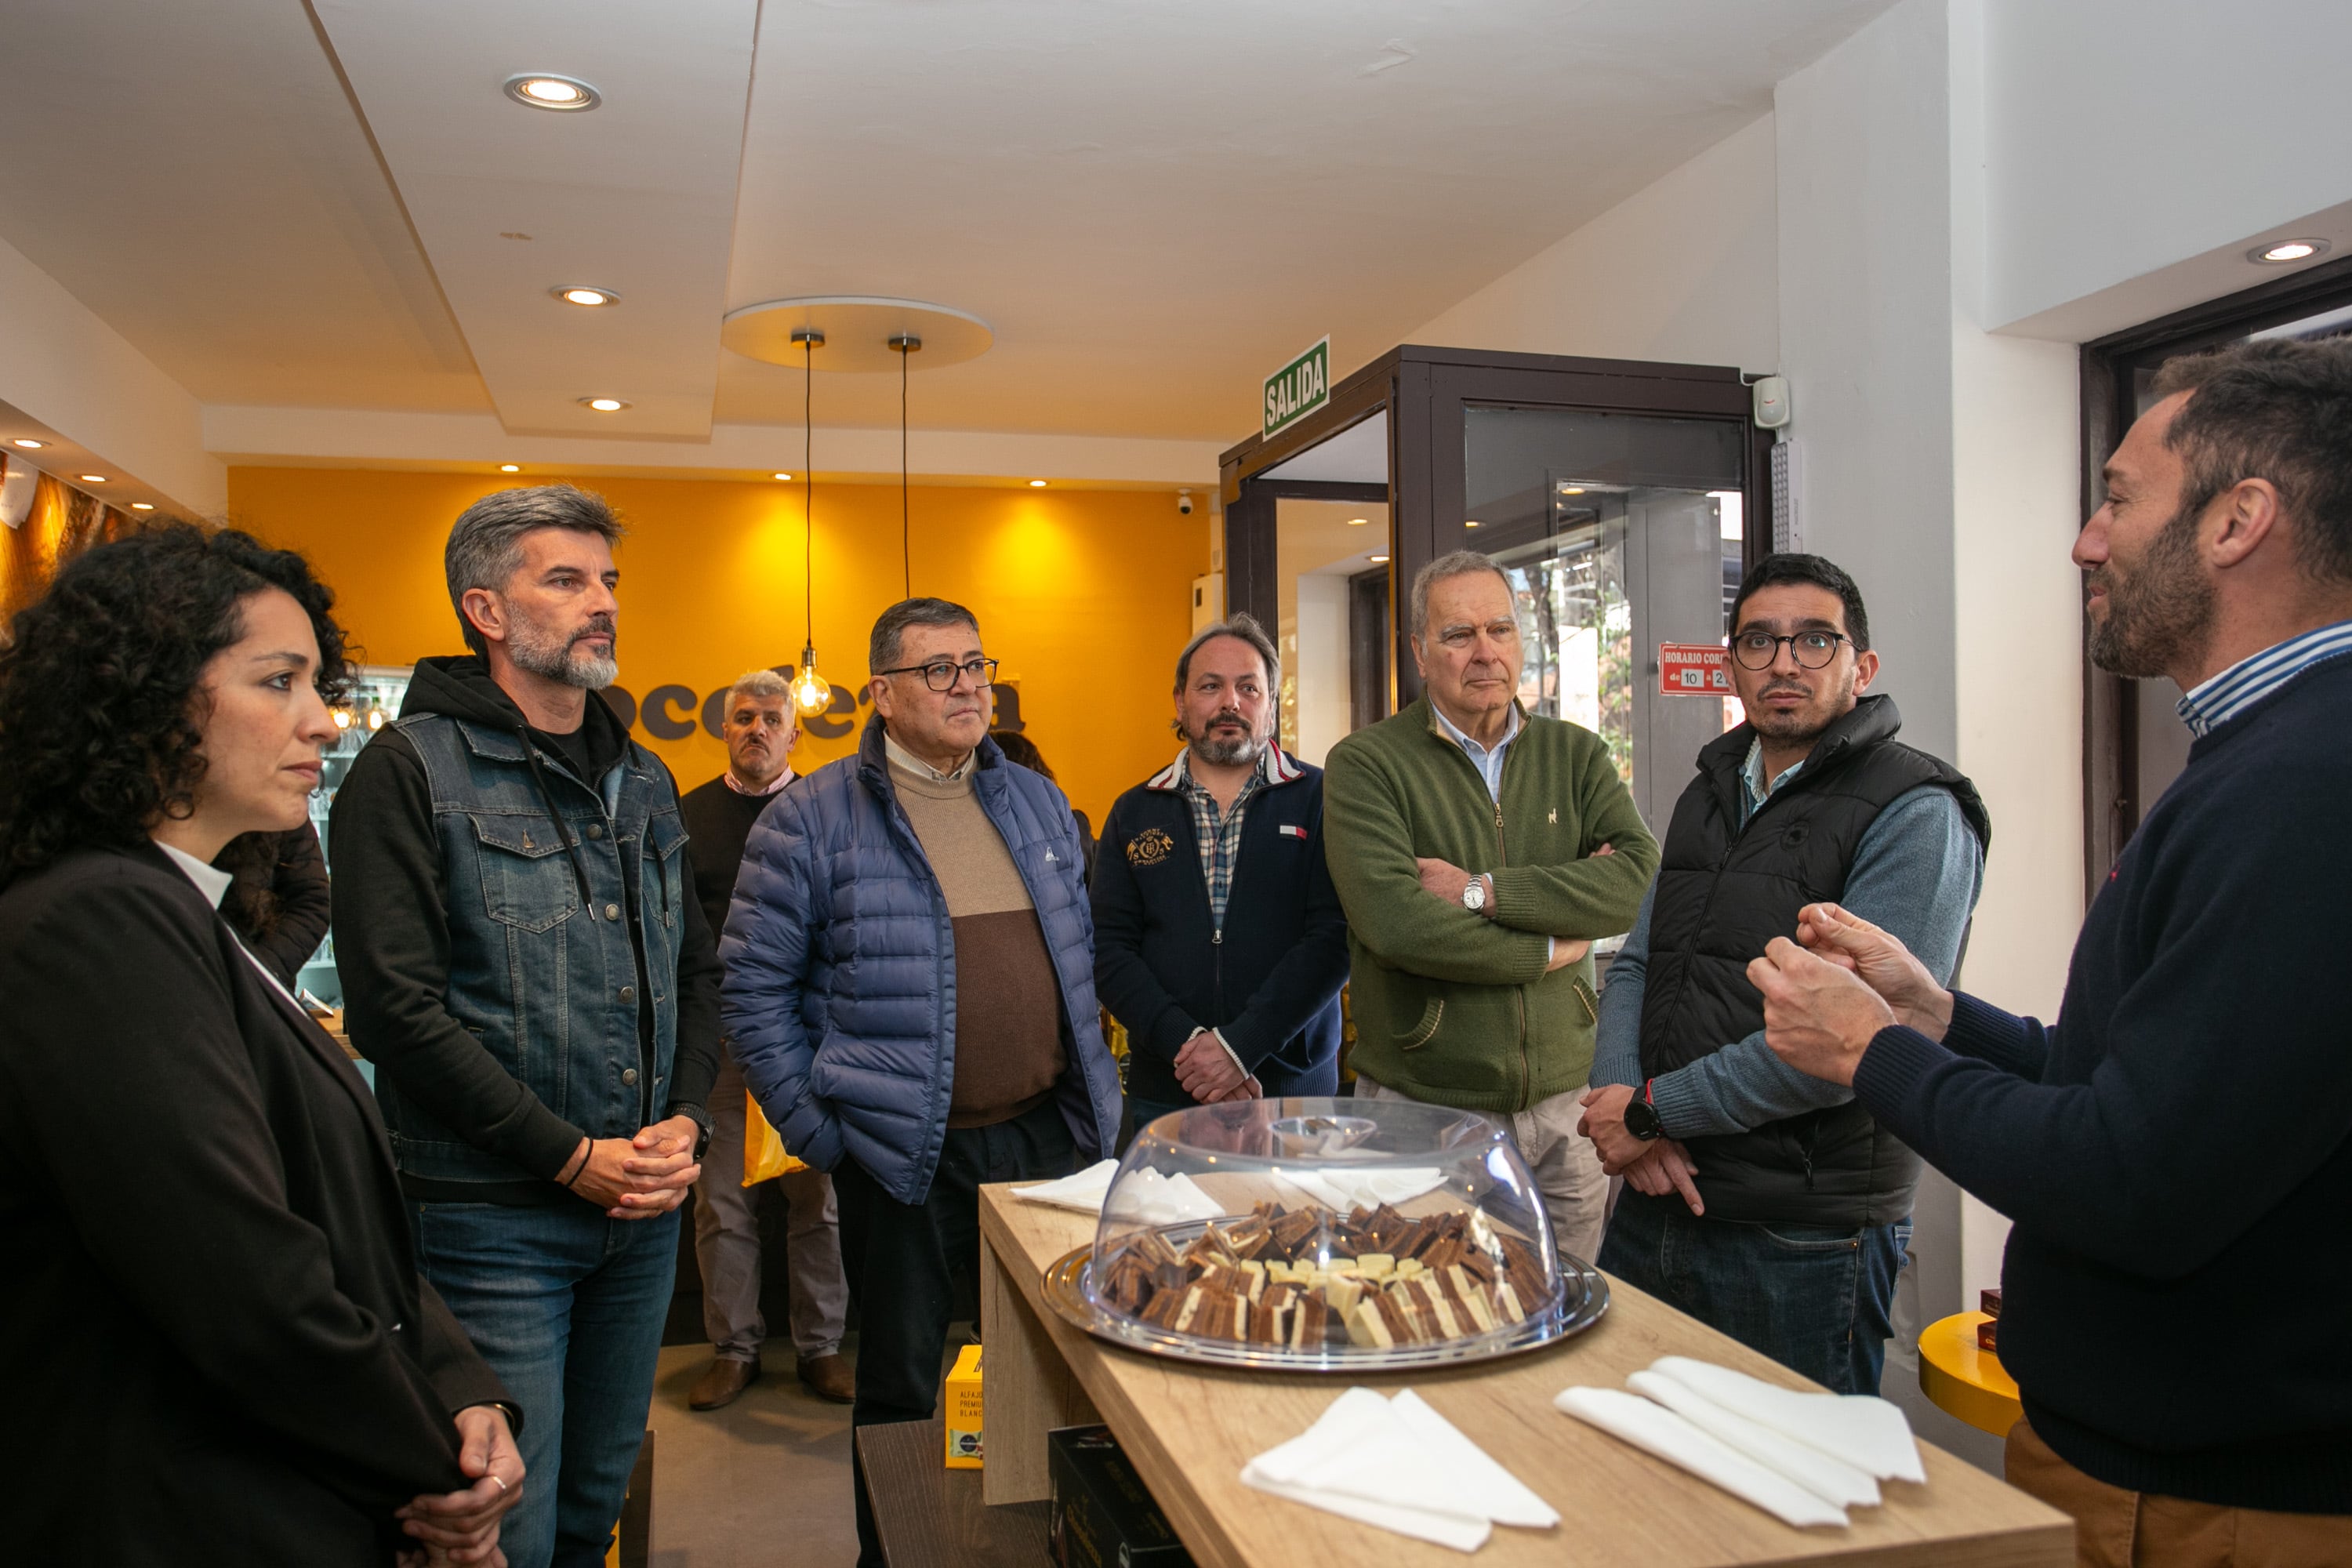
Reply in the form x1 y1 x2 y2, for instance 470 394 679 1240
689 1357 760 1411
797 1352 855 1404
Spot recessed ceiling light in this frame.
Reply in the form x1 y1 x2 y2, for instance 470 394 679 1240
2250 238 2330 264
504 74 601 111
554 285 619 307
78 474 107 483
773 472 793 481
580 397 629 412
1559 485 1585 495
1369 554 1391 564
130 502 155 510
1029 479 1048 488
1465 519 1482 528
1347 516 1368 526
10 437 45 449
499 463 521 473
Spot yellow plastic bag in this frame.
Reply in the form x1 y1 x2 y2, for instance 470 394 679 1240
742 1090 808 1185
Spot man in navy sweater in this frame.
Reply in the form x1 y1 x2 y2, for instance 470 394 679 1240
1752 337 2352 1562
1092 613 1351 1131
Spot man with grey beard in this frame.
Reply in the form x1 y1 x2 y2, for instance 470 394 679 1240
1091 612 1352 1133
332 485 722 1568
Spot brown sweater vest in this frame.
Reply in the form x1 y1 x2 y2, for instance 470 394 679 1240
891 761 1066 1127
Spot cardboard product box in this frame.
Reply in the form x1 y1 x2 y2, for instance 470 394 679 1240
942 1342 984 1468
1047 1425 1192 1568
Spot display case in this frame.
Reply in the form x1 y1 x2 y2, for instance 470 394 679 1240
1043 1097 1608 1371
297 664 412 1009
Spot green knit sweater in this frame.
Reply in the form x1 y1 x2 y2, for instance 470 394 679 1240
1322 699 1658 1113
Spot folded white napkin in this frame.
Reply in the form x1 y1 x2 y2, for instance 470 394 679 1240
1276 1165 1446 1212
1104 1166 1226 1225
1243 1387 1558 1553
1646 1357 1926 1484
1625 1370 1880 1508
1008 1158 1120 1212
1553 1387 1849 1530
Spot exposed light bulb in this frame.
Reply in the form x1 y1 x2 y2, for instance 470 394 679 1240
367 710 385 731
332 709 353 730
792 650 831 715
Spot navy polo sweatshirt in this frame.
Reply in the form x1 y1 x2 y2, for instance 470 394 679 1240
1090 759 1351 1105
1855 654 2352 1513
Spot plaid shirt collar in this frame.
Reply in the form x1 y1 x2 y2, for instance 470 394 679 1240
1144 742 1298 930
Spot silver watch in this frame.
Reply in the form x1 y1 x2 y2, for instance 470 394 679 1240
1461 876 1487 913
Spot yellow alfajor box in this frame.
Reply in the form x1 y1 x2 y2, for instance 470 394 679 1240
942 1342 984 1468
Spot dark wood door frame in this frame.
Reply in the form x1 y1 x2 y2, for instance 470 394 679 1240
1219 344 1766 711
2078 252 2352 900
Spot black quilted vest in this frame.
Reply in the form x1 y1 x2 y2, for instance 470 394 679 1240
1636 695 1990 1226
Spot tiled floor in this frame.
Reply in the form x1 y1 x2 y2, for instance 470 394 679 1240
644 1343 859 1568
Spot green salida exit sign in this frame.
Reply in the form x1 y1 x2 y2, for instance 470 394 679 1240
1262 336 1330 439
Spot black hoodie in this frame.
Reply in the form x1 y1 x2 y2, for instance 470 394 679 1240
328 655 721 1205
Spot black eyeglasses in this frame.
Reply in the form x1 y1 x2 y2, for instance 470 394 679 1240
876 656 1000 691
1732 630 1851 670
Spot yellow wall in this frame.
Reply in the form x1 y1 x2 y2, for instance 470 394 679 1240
225 467 1204 825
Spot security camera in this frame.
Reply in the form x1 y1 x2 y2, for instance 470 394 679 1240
1177 488 1195 515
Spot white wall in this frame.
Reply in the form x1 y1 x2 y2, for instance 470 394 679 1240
1406 114 1780 374
1292 575 1352 767
1984 0 2352 339
0 234 223 515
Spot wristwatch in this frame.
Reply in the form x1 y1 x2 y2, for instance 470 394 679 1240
1624 1080 1664 1142
1460 875 1488 913
671 1101 715 1163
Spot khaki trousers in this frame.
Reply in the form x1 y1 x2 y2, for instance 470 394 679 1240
2007 1420 2351 1568
1352 1076 1609 1263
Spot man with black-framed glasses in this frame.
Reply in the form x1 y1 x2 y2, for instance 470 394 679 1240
1577 552 1988 1395
717 596 1120 1568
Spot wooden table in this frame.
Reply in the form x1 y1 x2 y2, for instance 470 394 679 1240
856 1419 1052 1567
978 1185 2071 1567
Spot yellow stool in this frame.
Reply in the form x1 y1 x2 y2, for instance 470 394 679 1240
1918 1311 2022 1437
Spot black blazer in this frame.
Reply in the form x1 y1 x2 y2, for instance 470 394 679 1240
0 841 511 1566
1091 753 1351 1105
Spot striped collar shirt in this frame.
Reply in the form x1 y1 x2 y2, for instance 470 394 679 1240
2176 618 2352 738
1430 700 1525 804
1145 741 1301 931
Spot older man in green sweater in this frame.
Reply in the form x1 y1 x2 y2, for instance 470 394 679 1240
1323 550 1657 1261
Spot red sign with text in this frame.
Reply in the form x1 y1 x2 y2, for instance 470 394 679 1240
1659 642 1732 695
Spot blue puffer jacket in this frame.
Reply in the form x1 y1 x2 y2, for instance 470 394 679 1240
720 715 1123 1204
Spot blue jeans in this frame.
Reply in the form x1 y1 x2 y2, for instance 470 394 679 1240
1597 1189 1910 1396
409 1200 680 1568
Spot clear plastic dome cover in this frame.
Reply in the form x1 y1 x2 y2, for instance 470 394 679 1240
1044 1096 1608 1370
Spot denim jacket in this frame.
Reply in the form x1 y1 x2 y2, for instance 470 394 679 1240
374 708 693 1184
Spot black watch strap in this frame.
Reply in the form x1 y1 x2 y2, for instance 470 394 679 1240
1624 1087 1664 1142
671 1102 715 1163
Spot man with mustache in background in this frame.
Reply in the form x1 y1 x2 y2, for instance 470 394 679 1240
1091 612 1352 1134
333 485 723 1568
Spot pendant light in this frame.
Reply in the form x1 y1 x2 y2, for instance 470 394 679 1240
789 327 831 716
887 332 920 598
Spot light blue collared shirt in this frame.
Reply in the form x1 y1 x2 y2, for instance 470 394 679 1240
2176 619 2352 738
1431 700 1524 803
1739 739 1806 824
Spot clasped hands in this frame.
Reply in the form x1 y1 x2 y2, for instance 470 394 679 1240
1414 843 1613 971
1747 901 1954 1087
394 1403 524 1567
1175 1028 1262 1105
557 1114 702 1218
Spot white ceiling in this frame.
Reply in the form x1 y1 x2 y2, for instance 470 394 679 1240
0 0 1894 459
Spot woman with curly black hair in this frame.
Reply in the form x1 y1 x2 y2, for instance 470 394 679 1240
0 524 526 1566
